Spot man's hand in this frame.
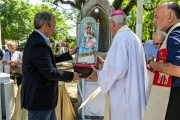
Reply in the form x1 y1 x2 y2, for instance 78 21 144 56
6 60 12 65
87 66 98 80
10 60 19 66
72 72 81 81
147 56 155 68
97 56 105 66
69 46 78 56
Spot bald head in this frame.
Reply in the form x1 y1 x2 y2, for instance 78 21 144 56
153 31 166 48
153 2 180 31
160 2 180 19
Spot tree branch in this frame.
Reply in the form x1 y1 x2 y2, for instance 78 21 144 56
143 0 161 11
123 0 137 15
143 4 154 11
53 0 138 16
53 0 81 10
112 0 123 10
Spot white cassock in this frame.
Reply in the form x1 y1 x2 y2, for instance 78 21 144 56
97 25 148 120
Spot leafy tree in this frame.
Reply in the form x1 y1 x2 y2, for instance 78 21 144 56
0 0 34 48
1 0 76 49
2 0 179 49
65 36 76 48
48 0 180 42
52 0 137 15
33 4 73 41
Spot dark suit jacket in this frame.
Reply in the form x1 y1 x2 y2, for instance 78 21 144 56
21 31 74 110
0 48 4 60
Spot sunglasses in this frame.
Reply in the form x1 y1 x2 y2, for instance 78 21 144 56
154 42 163 46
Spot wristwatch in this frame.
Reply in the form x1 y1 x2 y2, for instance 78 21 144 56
147 58 154 64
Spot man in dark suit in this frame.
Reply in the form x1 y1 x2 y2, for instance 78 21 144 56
21 11 81 120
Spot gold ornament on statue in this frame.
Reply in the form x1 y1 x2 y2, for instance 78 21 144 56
87 22 92 27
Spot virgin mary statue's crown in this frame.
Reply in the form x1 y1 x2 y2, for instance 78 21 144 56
87 22 92 27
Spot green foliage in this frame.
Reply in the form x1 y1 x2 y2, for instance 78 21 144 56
1 0 76 49
65 36 76 48
32 4 74 40
1 0 33 40
2 0 180 49
68 41 76 48
61 7 79 23
127 6 136 32
126 0 180 42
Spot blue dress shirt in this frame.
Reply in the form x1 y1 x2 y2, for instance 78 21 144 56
35 29 50 44
144 40 160 62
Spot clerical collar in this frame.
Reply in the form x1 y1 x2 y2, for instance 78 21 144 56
116 25 131 35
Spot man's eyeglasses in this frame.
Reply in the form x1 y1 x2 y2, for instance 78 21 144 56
154 42 163 46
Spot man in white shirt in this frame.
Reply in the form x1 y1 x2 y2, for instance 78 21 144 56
88 10 148 120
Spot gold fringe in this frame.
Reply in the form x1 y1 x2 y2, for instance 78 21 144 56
78 52 94 58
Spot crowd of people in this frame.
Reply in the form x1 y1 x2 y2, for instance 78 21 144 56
49 41 69 55
0 1 179 120
0 41 69 88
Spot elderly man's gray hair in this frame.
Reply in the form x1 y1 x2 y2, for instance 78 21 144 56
109 15 127 25
34 11 54 29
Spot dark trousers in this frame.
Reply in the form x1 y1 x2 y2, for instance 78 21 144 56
165 87 180 120
28 109 57 120
10 75 22 87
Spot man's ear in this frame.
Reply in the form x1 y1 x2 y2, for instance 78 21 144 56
168 11 175 23
45 23 49 28
112 21 115 27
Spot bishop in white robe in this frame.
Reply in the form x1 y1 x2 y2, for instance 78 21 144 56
88 10 148 120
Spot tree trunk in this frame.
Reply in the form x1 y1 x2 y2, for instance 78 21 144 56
1 36 5 50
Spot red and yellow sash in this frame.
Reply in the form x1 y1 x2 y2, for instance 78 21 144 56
144 22 180 120
153 48 172 87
